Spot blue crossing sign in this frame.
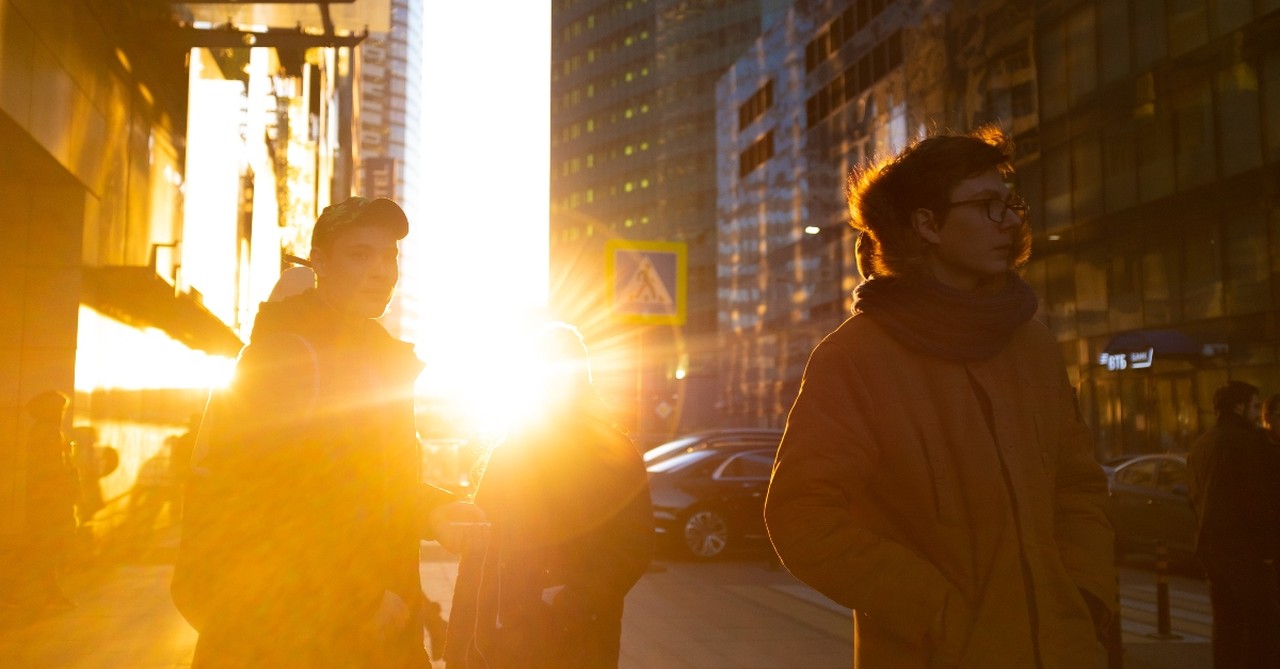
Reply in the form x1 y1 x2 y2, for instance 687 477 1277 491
605 240 686 325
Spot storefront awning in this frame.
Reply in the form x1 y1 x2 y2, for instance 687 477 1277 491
82 266 244 357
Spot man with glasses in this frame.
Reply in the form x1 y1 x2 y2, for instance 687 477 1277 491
765 128 1117 667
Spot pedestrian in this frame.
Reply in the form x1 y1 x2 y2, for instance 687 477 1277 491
1262 392 1280 614
1187 381 1280 668
444 323 654 669
1263 393 1280 447
171 196 487 668
22 390 79 611
764 128 1117 668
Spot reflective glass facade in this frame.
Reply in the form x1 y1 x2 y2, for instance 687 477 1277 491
717 0 1280 456
1024 0 1280 457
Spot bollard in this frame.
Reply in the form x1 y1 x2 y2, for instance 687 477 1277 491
1147 540 1183 640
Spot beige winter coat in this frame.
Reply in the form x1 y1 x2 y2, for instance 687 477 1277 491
765 315 1116 669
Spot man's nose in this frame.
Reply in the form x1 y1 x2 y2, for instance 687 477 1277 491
998 208 1024 231
372 257 398 280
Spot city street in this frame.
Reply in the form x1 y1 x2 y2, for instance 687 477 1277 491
0 531 1213 669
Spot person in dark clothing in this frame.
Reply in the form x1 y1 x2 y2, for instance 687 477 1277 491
173 197 486 668
444 323 654 669
765 128 1116 668
23 390 78 611
1187 380 1279 669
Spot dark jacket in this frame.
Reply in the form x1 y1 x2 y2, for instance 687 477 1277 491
178 290 450 668
444 397 653 669
1187 412 1278 559
765 315 1116 669
24 419 77 539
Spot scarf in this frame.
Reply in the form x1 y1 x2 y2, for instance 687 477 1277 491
852 273 1039 362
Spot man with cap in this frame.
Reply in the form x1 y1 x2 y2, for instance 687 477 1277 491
174 197 486 668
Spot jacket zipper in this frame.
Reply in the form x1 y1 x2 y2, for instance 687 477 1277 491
965 369 1045 669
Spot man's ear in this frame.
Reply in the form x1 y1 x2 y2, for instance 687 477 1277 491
309 248 329 278
911 208 941 244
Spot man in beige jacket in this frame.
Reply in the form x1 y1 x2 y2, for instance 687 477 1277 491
765 128 1117 668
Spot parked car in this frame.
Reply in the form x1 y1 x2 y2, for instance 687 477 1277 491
643 428 783 467
644 429 783 560
1103 453 1198 563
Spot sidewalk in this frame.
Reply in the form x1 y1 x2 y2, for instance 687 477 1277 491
0 531 1215 669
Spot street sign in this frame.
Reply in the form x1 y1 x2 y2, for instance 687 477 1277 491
605 240 686 325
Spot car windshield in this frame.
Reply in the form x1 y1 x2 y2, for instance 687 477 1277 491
643 435 704 464
646 449 718 474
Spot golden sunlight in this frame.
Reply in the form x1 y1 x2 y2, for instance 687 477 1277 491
412 2 550 435
416 320 555 436
75 306 236 391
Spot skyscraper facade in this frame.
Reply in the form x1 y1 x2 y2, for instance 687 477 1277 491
360 0 424 340
717 0 958 425
550 0 785 442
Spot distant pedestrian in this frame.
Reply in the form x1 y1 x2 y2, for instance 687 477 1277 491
1262 393 1280 612
69 425 106 526
1264 393 1280 447
444 323 654 669
172 197 487 668
1189 381 1280 668
765 128 1117 667
23 390 78 611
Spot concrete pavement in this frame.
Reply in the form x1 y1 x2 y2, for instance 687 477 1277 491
0 532 1214 668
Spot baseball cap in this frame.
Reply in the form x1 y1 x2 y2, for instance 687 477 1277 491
309 196 408 254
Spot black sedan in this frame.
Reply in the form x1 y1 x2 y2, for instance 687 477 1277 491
645 430 782 560
1103 453 1197 562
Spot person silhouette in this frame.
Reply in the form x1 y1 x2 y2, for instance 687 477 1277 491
23 390 78 610
445 323 654 668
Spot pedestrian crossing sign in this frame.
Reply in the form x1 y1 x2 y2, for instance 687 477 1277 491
606 240 686 325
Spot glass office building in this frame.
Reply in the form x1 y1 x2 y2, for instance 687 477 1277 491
717 0 1280 456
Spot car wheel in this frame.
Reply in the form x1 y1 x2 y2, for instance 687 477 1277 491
682 508 730 559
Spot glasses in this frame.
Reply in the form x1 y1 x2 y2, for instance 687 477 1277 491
941 194 1029 224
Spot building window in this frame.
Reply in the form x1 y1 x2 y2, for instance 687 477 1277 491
1136 84 1175 201
1172 75 1216 189
1265 50 1280 162
1182 219 1223 320
738 80 773 130
1133 0 1168 69
1099 1 1131 85
1102 119 1137 212
1216 61 1263 176
1224 211 1270 314
1168 0 1209 58
738 130 775 177
1066 5 1097 106
1142 234 1182 325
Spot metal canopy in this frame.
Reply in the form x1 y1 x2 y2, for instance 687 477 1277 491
177 0 392 35
164 24 366 49
83 267 245 357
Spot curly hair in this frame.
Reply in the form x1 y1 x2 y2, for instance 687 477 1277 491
847 126 1031 279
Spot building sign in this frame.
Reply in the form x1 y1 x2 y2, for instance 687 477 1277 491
1099 347 1154 371
605 240 686 325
